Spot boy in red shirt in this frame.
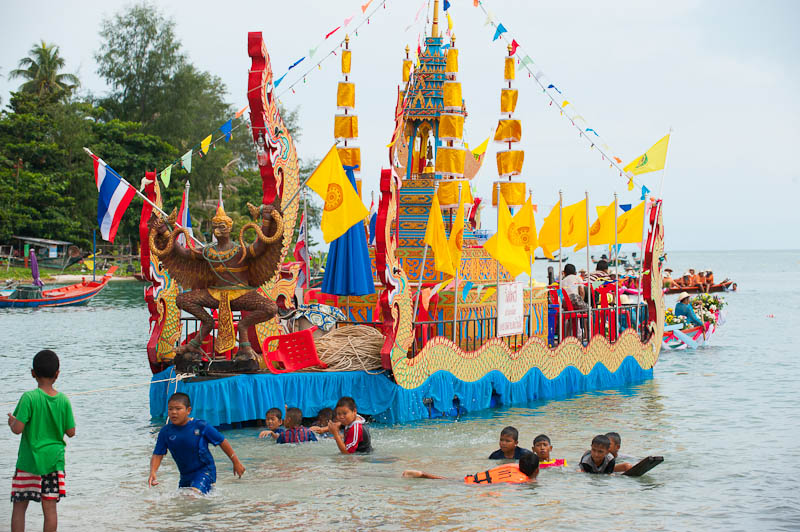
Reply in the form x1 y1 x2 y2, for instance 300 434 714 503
8 350 76 532
327 396 372 454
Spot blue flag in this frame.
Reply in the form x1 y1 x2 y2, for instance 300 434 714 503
493 24 507 41
220 120 232 142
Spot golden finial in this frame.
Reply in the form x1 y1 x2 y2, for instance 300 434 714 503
432 0 440 38
507 43 513 55
451 34 456 46
345 34 350 44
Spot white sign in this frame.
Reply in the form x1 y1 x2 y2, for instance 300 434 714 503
48 246 57 258
497 282 524 337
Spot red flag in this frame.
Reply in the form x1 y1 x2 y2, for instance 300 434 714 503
510 39 520 56
326 26 341 39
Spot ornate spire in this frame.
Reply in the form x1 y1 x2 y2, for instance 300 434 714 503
432 0 440 38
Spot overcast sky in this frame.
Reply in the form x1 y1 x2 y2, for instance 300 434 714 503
2 0 798 250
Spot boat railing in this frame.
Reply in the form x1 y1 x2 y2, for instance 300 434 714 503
409 314 536 358
554 304 649 346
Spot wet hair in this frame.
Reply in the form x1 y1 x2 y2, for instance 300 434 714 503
315 408 334 424
285 407 303 427
519 452 540 477
533 434 551 446
32 349 59 379
592 434 611 450
596 260 609 271
605 432 621 447
563 264 577 276
266 407 283 420
500 426 519 442
336 396 357 411
168 392 191 408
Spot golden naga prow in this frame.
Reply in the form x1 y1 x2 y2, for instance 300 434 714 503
148 198 285 369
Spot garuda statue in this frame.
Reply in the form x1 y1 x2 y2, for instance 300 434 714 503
148 198 284 368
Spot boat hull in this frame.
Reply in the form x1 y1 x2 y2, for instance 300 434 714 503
0 267 116 308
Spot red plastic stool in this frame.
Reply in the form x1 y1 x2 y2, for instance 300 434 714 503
261 327 328 374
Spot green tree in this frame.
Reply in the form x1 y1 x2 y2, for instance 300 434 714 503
10 41 79 100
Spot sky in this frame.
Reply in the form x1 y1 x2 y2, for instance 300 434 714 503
2 0 798 251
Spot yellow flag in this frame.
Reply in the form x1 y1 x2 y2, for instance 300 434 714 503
616 201 645 243
509 196 537 260
575 201 615 251
424 192 455 276
306 145 369 243
561 199 587 247
483 195 530 278
201 134 212 155
537 201 560 259
448 194 465 271
623 134 670 176
471 136 490 161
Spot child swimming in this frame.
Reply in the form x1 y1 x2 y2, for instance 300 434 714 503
488 426 531 459
310 407 334 437
403 453 540 484
258 407 285 439
605 432 633 473
328 396 372 454
532 434 567 468
276 407 317 444
148 393 245 494
579 434 616 474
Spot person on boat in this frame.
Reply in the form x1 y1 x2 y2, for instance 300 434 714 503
402 452 540 484
589 260 613 284
488 426 532 460
560 264 588 310
327 396 372 454
258 407 285 439
675 292 704 328
605 432 633 473
663 268 674 289
149 393 245 494
532 434 567 469
695 271 709 293
579 434 616 474
705 270 715 286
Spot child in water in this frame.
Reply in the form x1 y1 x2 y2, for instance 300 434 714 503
403 453 540 484
149 393 245 494
259 407 285 439
327 396 372 454
310 407 334 437
276 408 317 444
8 350 76 532
532 434 567 468
579 434 616 474
488 426 531 459
605 432 633 473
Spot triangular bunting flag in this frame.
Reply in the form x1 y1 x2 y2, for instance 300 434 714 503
510 39 520 55
493 23 507 41
160 165 172 188
181 150 192 173
200 134 212 155
640 185 650 200
517 55 533 70
274 73 287 87
220 120 232 141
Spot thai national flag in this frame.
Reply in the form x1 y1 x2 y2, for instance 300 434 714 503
93 155 136 243
176 186 193 247
294 213 309 288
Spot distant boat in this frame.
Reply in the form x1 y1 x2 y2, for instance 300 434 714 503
0 267 117 308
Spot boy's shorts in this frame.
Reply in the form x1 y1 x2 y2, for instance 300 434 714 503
178 468 214 494
11 469 66 503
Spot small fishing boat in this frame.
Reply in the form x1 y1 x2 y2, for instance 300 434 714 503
664 280 737 295
662 315 723 350
0 266 117 308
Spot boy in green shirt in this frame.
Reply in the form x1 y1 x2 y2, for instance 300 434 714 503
7 349 75 532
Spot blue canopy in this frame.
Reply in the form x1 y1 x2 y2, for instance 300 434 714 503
321 165 375 296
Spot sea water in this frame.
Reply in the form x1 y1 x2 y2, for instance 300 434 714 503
1 250 798 531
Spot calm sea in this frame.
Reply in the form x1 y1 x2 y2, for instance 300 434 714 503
1 250 798 531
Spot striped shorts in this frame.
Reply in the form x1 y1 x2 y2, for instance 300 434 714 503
10 469 66 503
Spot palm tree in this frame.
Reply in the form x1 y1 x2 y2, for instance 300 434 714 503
10 41 80 99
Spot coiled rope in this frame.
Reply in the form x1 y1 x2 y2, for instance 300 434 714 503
308 325 385 374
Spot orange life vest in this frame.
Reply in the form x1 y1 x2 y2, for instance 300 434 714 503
539 458 567 469
464 464 530 485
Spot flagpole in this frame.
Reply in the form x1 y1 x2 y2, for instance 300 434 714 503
613 192 619 340
83 148 204 247
585 191 592 343
558 190 563 346
657 127 673 199
528 188 534 340
496 182 502 339
452 183 462 344
635 194 649 337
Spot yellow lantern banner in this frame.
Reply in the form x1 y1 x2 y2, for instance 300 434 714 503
402 60 412 82
494 119 522 143
496 150 525 177
337 147 361 170
500 89 518 114
439 114 464 141
334 115 358 139
491 181 526 207
504 57 515 81
342 50 352 74
355 178 362 199
438 180 474 208
443 82 462 108
435 147 466 177
446 48 459 73
336 83 355 109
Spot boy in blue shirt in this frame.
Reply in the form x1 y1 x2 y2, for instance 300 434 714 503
488 426 531 460
148 393 245 494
